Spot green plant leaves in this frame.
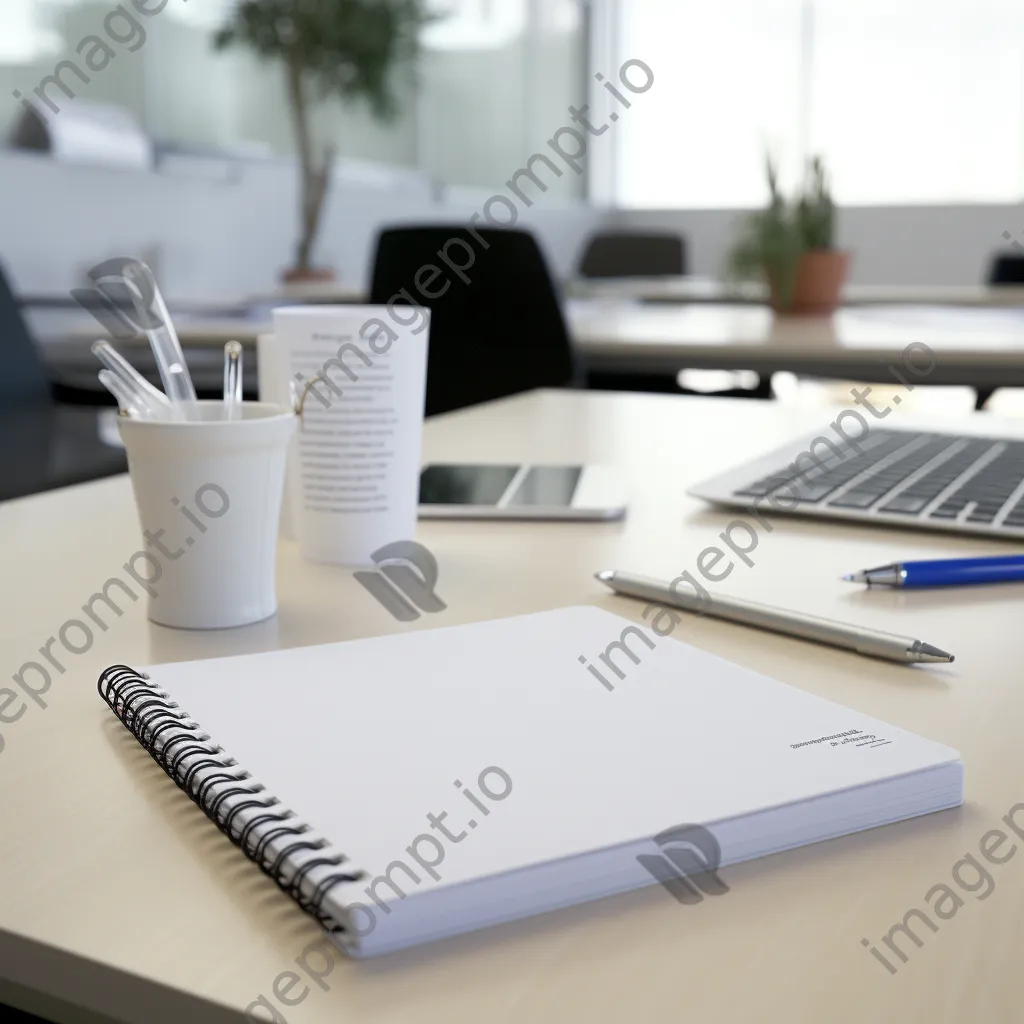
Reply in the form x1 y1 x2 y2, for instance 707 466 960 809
213 0 436 121
726 153 837 309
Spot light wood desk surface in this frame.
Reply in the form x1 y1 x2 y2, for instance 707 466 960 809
567 276 1024 308
48 302 1024 390
2 390 1023 1023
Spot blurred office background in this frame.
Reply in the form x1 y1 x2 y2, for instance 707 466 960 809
0 0 593 296
3 0 1024 500
603 0 1024 286
2 0 1022 298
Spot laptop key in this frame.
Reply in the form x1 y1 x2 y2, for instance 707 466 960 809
829 491 884 509
931 501 968 518
789 481 840 503
734 477 797 498
879 494 931 514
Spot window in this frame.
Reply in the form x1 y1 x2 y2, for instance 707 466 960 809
423 0 527 50
1 0 587 196
609 0 1024 207
808 0 1024 204
612 0 804 209
419 0 587 193
0 1 60 63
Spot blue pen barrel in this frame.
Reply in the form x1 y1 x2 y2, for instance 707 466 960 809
903 555 1024 588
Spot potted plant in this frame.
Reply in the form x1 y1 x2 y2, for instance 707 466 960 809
728 154 850 315
214 0 433 284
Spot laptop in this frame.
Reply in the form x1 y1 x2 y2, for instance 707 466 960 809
689 420 1024 538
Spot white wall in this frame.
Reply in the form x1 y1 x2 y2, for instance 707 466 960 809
609 204 1024 286
0 150 607 303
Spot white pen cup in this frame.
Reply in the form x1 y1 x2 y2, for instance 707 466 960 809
118 402 296 629
274 305 429 566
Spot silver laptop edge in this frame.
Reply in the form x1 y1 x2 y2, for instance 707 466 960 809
687 417 1024 540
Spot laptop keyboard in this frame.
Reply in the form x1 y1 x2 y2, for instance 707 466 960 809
733 429 1024 532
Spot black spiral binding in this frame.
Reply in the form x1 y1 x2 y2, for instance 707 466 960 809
98 665 365 940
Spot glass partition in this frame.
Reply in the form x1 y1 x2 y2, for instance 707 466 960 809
1 0 587 194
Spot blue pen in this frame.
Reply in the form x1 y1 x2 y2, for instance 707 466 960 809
843 555 1024 588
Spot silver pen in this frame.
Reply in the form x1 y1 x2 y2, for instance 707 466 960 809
595 570 954 665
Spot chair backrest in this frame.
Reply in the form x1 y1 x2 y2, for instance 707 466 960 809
988 252 1024 286
579 231 687 278
0 261 51 408
369 226 576 417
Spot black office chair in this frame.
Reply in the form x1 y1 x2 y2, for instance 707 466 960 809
0 1004 51 1023
0 260 126 500
369 226 578 416
578 231 687 279
987 252 1024 286
0 263 52 408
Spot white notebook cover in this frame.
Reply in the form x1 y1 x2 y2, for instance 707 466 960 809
138 606 962 955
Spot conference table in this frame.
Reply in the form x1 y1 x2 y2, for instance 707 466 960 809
1 389 1021 1024
571 302 1024 388
64 279 1015 313
566 276 1024 308
22 282 365 313
44 301 1024 393
231 278 1024 310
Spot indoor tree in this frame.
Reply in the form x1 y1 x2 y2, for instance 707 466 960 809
214 0 433 281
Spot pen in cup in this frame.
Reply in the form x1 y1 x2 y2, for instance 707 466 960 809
121 261 198 421
91 340 170 419
223 341 243 421
98 369 146 418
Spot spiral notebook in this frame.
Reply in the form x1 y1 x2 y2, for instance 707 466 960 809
98 606 962 958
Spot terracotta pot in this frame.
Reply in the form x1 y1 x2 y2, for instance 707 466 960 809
769 250 851 316
281 266 336 285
